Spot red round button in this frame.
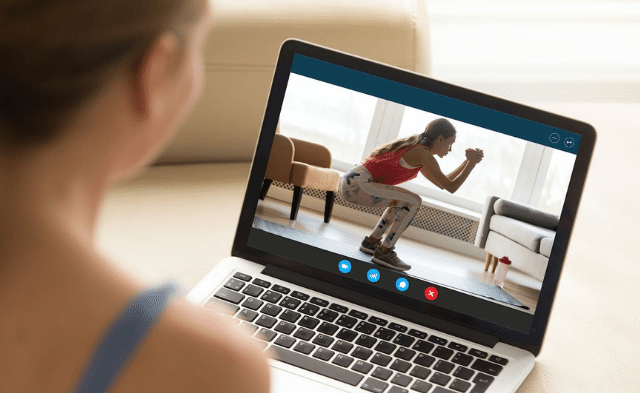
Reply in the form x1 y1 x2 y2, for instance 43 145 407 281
425 287 438 301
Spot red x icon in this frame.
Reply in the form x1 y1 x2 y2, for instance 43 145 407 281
425 287 438 301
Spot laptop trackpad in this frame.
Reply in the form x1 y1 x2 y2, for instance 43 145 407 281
271 366 350 393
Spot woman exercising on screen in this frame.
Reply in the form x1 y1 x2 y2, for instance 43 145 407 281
339 118 483 271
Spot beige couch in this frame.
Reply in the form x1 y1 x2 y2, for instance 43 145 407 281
96 1 640 391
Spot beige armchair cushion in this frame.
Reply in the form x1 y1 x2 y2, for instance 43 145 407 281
289 163 340 192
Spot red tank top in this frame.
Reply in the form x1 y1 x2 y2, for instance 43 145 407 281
362 145 427 185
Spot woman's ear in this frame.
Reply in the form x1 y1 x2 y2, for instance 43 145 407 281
130 33 180 119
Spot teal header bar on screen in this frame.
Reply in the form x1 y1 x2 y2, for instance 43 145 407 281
290 54 580 154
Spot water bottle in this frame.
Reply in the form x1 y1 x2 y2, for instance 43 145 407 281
493 256 512 288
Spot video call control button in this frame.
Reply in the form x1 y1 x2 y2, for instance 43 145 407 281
395 278 409 292
564 137 575 148
424 286 439 301
367 269 381 283
549 133 560 143
338 259 352 274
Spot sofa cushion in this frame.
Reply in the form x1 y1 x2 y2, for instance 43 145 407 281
490 215 557 253
539 236 555 258
494 199 559 230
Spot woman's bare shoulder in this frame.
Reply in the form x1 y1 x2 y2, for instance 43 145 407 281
110 298 271 393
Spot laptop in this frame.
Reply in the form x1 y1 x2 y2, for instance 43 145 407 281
186 39 596 393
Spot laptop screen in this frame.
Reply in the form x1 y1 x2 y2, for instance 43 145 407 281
244 49 590 337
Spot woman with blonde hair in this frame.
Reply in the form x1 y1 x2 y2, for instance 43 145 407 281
0 1 269 392
340 118 483 271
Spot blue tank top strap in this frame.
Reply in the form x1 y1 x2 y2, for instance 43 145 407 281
74 282 178 393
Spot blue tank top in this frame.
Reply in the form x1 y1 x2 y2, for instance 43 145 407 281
74 283 177 393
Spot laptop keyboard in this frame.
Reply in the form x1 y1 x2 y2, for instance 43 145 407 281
210 271 509 393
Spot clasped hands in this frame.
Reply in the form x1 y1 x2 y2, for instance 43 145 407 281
465 148 484 164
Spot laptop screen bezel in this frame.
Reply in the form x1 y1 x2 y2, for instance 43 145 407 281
232 39 596 355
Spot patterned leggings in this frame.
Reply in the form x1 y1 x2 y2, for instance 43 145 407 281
339 164 421 249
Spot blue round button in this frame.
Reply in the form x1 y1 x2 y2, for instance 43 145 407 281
367 269 381 283
395 278 409 292
338 260 352 274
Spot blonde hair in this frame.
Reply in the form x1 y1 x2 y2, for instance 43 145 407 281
370 117 456 157
0 0 207 147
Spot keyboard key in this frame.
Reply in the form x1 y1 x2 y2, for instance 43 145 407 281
239 322 258 333
452 352 473 367
205 298 239 315
348 309 368 319
256 328 277 342
374 341 397 355
434 360 455 374
448 342 468 352
261 303 282 317
252 278 271 288
408 329 428 339
388 322 408 332
332 354 355 368
470 359 503 376
232 272 252 281
393 333 415 347
468 349 488 359
335 315 357 328
241 297 263 311
352 360 374 374
373 327 396 341
293 341 315 355
279 296 302 310
471 372 495 392
336 328 358 342
223 278 246 291
274 320 296 335
260 290 283 303
317 309 339 322
389 386 410 393
298 302 320 316
414 353 436 368
429 372 451 386
433 346 454 360
371 352 393 367
390 359 411 373
409 365 431 380
450 378 472 392
214 288 245 304
328 303 348 313
368 316 387 326
390 373 413 387
410 380 433 393
312 334 335 348
361 377 389 393
274 334 296 348
428 335 447 346
313 347 335 361
271 346 363 386
488 355 509 366
331 340 354 354
242 284 264 297
371 366 393 381
293 327 315 341
236 308 258 322
255 314 277 328
352 346 373 361
280 309 301 323
453 366 474 381
290 290 310 301
309 297 329 307
355 334 377 349
394 347 416 361
413 340 435 354
271 284 290 294
355 321 376 335
299 315 320 329
317 322 339 335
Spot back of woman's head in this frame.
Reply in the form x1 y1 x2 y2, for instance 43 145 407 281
0 0 207 148
369 117 456 157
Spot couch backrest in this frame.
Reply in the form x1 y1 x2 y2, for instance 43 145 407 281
157 0 431 164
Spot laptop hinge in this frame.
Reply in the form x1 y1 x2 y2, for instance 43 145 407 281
262 264 499 348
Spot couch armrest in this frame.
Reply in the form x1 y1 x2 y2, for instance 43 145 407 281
494 199 559 230
290 137 332 168
264 134 295 183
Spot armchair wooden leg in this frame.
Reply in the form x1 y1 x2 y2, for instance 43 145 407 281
484 253 495 272
491 257 499 273
259 179 273 200
290 186 303 220
324 191 335 223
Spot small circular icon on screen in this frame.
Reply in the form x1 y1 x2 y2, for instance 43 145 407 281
338 260 351 274
367 269 380 283
564 137 575 148
425 286 438 301
549 133 560 143
396 278 409 292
